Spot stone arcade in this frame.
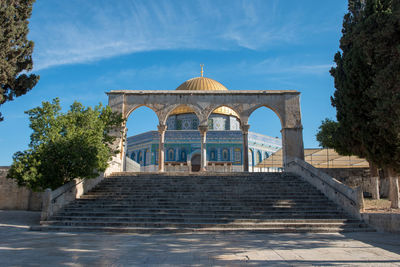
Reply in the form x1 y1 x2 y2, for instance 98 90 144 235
107 75 305 172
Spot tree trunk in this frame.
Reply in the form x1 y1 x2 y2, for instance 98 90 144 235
387 168 400 209
369 162 380 199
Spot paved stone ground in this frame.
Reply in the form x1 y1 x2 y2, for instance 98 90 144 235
1 210 400 266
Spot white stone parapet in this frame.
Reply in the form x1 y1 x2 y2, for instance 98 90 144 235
286 157 364 220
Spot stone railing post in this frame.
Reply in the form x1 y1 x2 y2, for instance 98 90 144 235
198 125 208 172
241 124 250 172
157 124 167 172
356 186 365 212
41 188 52 221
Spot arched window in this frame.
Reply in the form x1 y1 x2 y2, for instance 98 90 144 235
137 151 142 164
222 148 229 161
249 149 254 167
168 148 175 161
257 151 262 164
180 149 187 161
234 148 241 162
265 152 269 159
130 152 136 161
209 148 217 161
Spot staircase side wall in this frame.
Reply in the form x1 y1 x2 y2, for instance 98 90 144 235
125 157 140 172
287 158 363 219
41 174 105 221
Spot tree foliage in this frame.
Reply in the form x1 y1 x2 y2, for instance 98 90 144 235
316 119 352 156
0 0 39 121
319 0 400 171
7 98 123 191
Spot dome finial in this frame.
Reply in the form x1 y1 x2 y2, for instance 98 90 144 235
200 64 204 77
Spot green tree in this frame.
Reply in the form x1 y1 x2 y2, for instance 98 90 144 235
7 98 123 191
0 0 39 121
316 119 353 156
324 0 400 207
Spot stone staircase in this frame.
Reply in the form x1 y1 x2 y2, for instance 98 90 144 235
36 172 373 233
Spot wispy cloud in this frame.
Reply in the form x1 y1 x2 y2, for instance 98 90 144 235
96 59 333 91
241 58 333 76
29 0 313 70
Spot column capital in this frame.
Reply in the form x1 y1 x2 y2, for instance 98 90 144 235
157 124 167 133
241 124 250 133
198 125 208 135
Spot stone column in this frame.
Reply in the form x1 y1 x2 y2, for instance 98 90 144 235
122 126 128 172
157 124 167 172
281 127 304 169
241 124 250 172
198 125 208 172
107 93 125 172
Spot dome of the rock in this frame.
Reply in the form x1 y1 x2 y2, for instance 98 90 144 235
175 76 228 91
172 76 238 117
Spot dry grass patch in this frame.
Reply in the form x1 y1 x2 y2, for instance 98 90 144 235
363 198 400 214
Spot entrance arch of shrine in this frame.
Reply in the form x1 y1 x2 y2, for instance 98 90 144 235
107 90 304 172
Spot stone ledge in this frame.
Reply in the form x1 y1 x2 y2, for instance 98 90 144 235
361 213 400 233
107 90 299 95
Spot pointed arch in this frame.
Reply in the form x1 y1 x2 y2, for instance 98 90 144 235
205 104 242 122
161 104 202 126
125 104 161 124
246 104 283 129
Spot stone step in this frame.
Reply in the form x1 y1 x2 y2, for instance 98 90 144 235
49 216 356 223
80 194 326 199
92 187 315 191
72 198 334 203
66 203 338 209
83 191 324 195
102 177 293 181
95 185 316 191
99 180 299 184
62 207 343 215
79 194 327 199
73 200 335 206
31 225 376 233
71 199 336 204
57 211 347 219
97 185 309 188
41 220 370 229
107 173 288 178
97 181 305 185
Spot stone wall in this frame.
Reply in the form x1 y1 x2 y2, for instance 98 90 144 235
318 168 390 198
0 167 42 211
361 213 400 233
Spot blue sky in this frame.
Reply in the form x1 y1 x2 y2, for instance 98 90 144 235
0 0 348 165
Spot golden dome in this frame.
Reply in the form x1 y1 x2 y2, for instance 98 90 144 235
175 76 228 91
171 74 238 117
